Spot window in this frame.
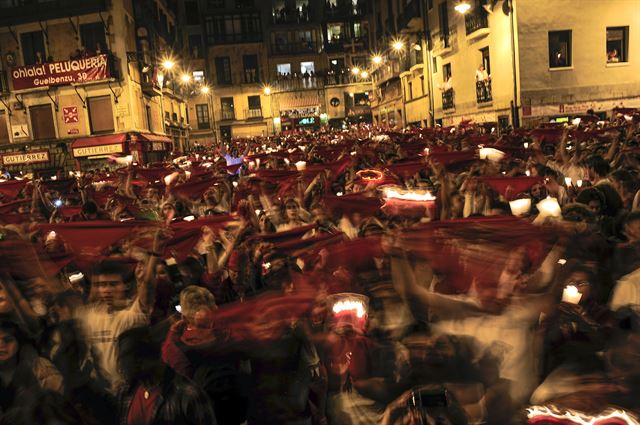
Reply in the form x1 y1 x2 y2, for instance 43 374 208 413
548 30 572 68
30 104 56 140
353 92 369 106
300 61 315 74
606 26 628 63
329 58 345 73
189 34 202 58
443 63 452 81
215 56 232 84
439 1 449 43
196 104 210 129
146 105 153 132
432 56 437 72
205 13 261 44
20 31 45 65
243 54 259 83
221 97 235 120
80 23 107 55
248 95 261 116
327 23 344 43
172 112 178 122
185 1 200 25
193 70 205 82
353 22 362 39
480 46 490 75
88 96 115 134
277 63 291 75
428 0 433 10
407 81 413 100
0 111 9 144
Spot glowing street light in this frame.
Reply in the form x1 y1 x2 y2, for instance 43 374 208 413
392 39 405 52
180 73 191 83
351 66 360 75
161 58 175 70
372 55 383 65
454 0 471 13
360 70 369 79
200 85 210 95
263 85 272 95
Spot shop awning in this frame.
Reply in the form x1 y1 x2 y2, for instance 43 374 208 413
71 133 127 158
280 94 320 111
137 133 172 143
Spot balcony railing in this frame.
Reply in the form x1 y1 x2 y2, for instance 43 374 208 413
246 108 263 119
442 89 455 110
324 1 367 19
197 121 211 130
476 80 492 104
270 41 321 56
325 40 344 53
0 0 107 26
273 76 324 91
221 110 235 121
272 7 311 24
465 10 489 36
207 33 262 44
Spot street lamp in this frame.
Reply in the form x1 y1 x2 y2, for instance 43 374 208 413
200 85 218 145
180 73 191 83
392 39 405 52
360 70 369 79
161 58 175 70
372 54 383 65
454 0 471 14
263 85 272 96
351 66 361 76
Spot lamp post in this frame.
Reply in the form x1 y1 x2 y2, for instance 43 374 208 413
200 85 218 146
263 85 275 135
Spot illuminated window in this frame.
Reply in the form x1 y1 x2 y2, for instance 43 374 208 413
548 30 572 68
606 26 628 63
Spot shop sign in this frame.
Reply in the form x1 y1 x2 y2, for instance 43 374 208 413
297 117 316 126
11 55 111 91
67 128 80 135
73 143 123 157
63 106 79 123
2 150 50 165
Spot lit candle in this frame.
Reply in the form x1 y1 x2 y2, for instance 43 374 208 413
564 177 572 187
525 170 531 176
523 142 529 149
295 161 307 171
561 285 582 304
536 197 562 217
232 181 238 188
576 179 583 188
509 198 531 216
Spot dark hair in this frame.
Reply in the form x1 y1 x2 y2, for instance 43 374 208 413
625 211 640 225
562 203 596 223
0 319 27 346
610 169 638 194
81 201 98 215
576 187 606 209
91 260 131 285
585 155 611 177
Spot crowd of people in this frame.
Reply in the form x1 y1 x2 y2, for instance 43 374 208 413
0 110 640 424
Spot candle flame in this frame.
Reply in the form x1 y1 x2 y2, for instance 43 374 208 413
526 405 639 425
333 300 366 318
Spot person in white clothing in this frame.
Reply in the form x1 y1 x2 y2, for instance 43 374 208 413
76 231 164 393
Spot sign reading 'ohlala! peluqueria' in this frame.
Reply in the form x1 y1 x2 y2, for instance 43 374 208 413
11 55 110 91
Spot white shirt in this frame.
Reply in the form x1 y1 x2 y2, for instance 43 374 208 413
76 298 149 392
610 268 640 313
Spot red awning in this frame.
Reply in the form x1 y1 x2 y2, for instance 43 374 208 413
137 133 172 143
71 133 127 149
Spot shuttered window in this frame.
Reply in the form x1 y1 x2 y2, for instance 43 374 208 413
88 96 115 134
30 105 56 140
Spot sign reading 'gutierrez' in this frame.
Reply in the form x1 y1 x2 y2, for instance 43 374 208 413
11 55 111 91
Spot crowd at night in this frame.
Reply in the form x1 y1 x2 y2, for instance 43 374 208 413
1 111 640 424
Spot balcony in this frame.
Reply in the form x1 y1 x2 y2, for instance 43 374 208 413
246 108 263 120
324 0 367 20
0 0 108 26
465 10 489 38
433 30 453 56
442 88 455 110
272 76 324 92
272 7 311 24
397 0 421 32
325 39 344 53
207 33 262 44
270 41 321 56
476 80 492 104
220 110 235 121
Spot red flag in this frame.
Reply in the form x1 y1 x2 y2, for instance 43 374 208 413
0 180 28 200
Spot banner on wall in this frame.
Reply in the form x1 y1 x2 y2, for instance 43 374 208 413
11 55 111 91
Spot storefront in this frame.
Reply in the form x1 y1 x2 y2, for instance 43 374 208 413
71 133 173 170
0 149 55 177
